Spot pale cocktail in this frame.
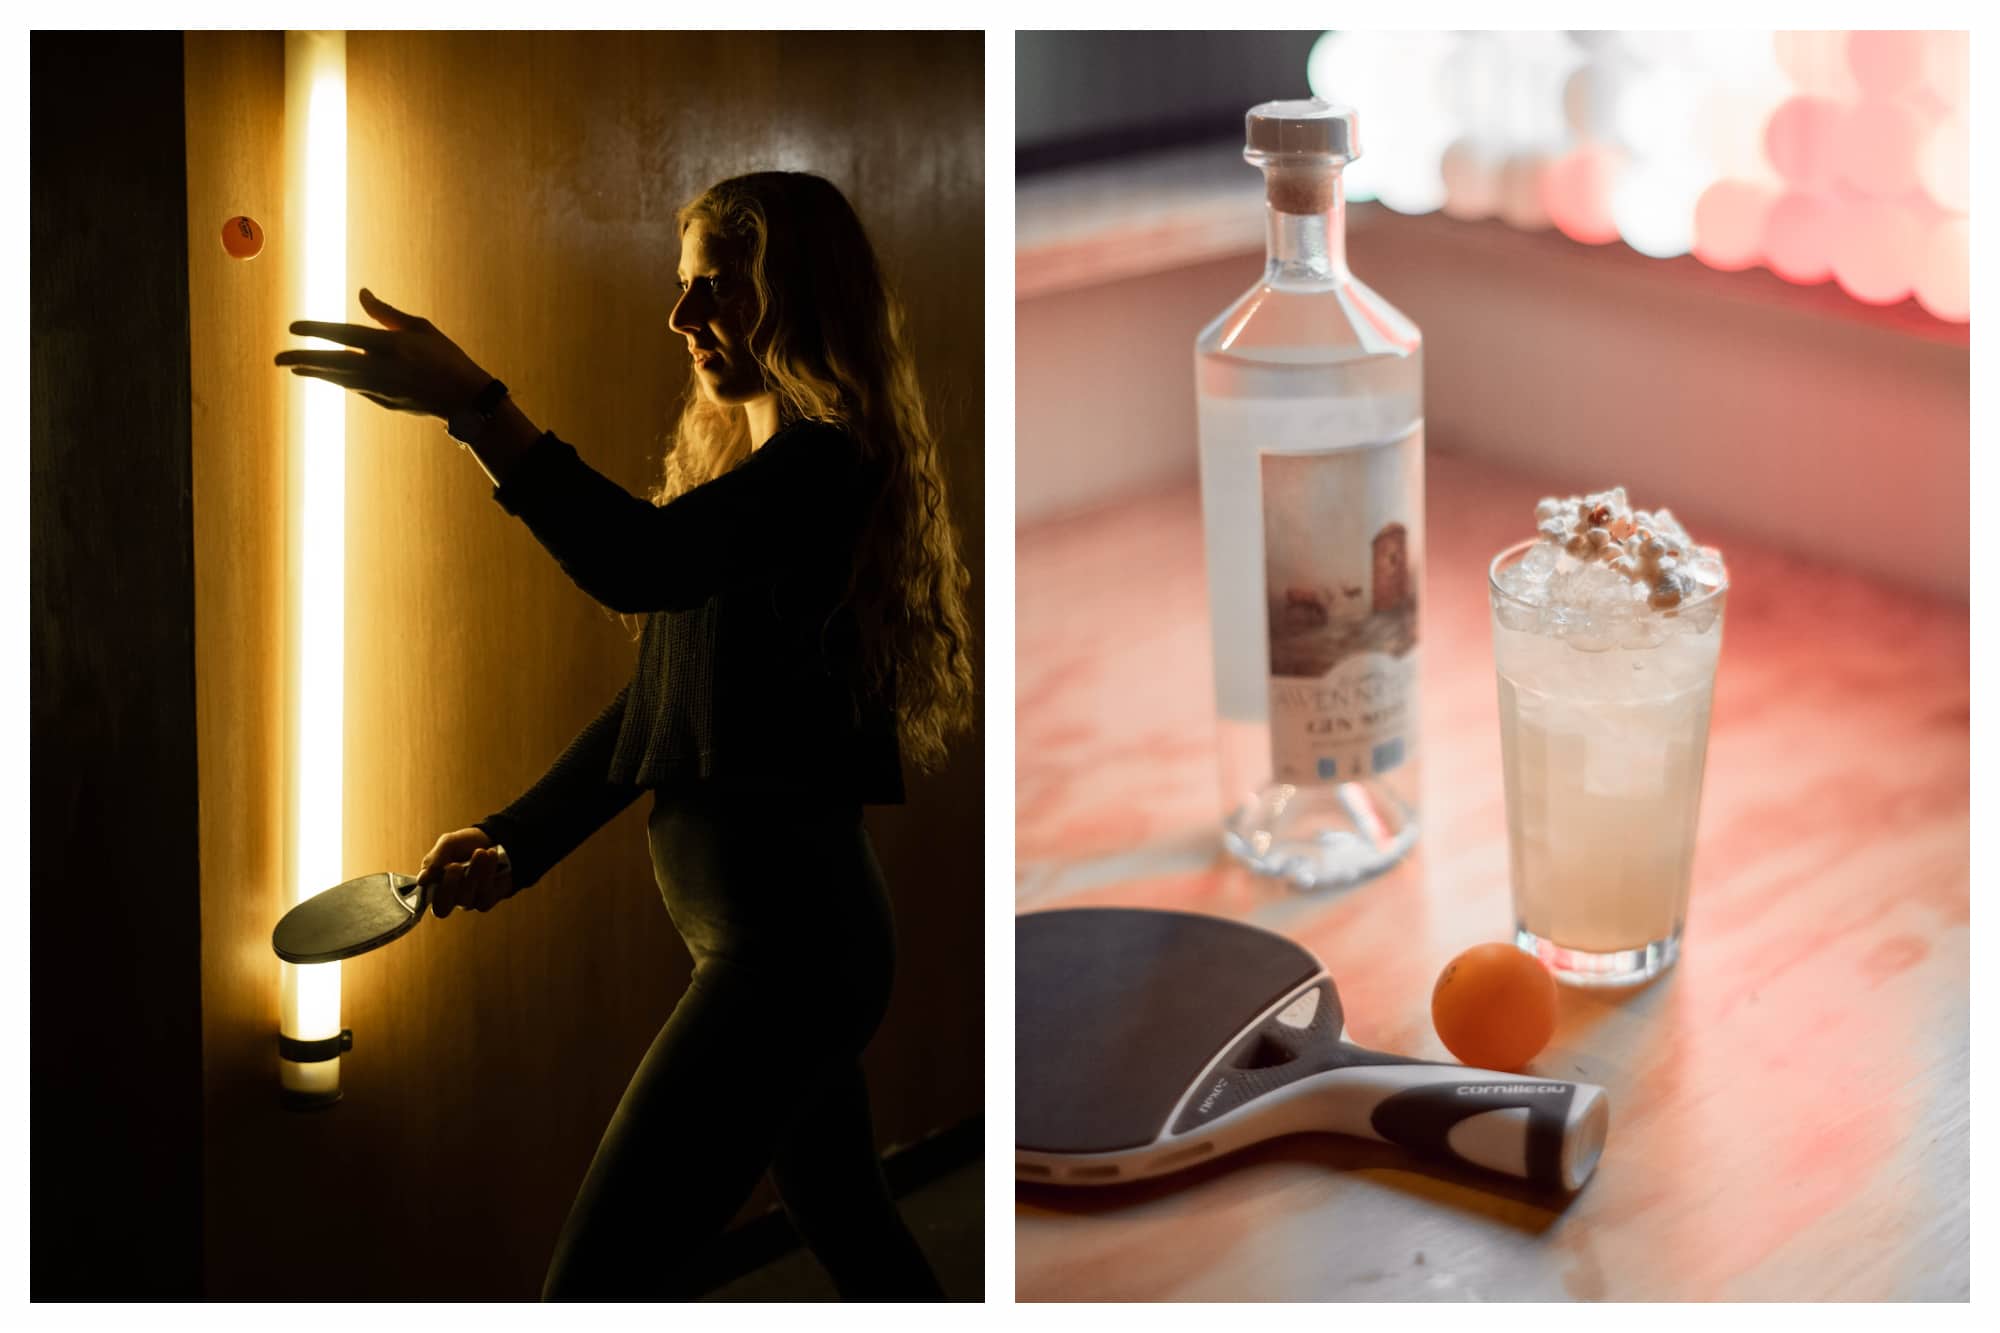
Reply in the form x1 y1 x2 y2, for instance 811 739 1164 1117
1489 490 1727 986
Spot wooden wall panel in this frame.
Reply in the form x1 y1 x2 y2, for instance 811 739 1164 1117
188 31 984 1299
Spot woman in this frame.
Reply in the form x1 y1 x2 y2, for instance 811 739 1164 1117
276 171 975 1300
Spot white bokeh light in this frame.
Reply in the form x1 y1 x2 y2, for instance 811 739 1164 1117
1696 87 1785 183
1615 67 1707 161
1613 161 1709 258
1919 114 1968 213
1490 31 1583 149
1309 29 1455 207
1690 29 1787 85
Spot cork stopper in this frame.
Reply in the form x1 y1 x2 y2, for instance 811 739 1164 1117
1244 98 1358 216
1265 166 1335 214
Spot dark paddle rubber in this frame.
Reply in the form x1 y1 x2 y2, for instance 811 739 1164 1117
271 872 429 964
1016 908 1320 1153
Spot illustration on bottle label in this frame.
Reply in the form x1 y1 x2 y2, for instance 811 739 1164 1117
1260 430 1421 785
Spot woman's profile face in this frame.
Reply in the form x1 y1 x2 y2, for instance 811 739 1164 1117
671 219 768 406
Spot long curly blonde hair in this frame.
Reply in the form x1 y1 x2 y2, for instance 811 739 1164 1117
618 171 975 773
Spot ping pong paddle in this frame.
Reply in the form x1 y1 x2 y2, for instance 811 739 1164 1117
271 847 511 964
1017 907 1609 1193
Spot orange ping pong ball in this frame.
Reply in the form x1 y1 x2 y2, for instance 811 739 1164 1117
1431 942 1558 1072
222 215 264 260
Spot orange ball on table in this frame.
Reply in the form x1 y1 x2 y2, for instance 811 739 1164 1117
1431 942 1558 1072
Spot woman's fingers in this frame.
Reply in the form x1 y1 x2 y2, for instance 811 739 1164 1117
274 347 371 372
415 833 511 920
434 862 467 918
467 848 497 912
467 853 489 911
274 319 407 405
359 288 426 329
286 319 391 350
485 848 510 909
277 291 489 421
426 848 515 917
291 365 413 404
275 340 414 375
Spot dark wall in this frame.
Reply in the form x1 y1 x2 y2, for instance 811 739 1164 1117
1016 29 1321 172
30 32 204 1297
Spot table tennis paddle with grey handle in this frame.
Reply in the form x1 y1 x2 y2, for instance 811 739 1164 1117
1017 907 1609 1193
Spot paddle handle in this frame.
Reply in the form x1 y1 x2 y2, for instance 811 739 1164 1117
1312 1057 1610 1192
395 875 430 915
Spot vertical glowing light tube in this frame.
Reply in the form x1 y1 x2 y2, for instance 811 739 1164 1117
279 31 347 1109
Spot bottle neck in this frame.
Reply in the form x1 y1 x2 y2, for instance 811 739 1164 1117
1263 165 1348 284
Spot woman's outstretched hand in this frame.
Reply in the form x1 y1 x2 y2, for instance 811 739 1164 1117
417 827 518 918
275 288 493 420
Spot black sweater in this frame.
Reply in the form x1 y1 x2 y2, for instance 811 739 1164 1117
472 420 903 890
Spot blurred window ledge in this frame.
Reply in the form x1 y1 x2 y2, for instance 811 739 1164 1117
1015 142 1968 348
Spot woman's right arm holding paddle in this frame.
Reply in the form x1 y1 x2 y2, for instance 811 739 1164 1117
416 682 645 918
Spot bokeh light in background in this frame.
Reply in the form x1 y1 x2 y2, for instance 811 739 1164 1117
1306 29 1970 321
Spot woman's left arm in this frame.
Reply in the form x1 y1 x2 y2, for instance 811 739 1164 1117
272 292 858 611
491 420 862 614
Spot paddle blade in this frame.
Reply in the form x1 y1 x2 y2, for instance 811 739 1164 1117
1016 908 1325 1154
272 872 428 964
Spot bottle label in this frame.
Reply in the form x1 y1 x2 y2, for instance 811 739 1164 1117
1261 428 1422 785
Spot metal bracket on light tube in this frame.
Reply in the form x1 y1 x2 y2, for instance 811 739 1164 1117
279 1029 354 1063
279 1027 352 1112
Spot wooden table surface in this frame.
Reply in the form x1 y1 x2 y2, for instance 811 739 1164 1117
1014 450 1970 1301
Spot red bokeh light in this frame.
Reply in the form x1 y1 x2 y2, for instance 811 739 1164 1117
1764 96 1845 192
1542 145 1623 246
1840 99 1928 198
1694 180 1774 271
1830 199 1924 305
1846 30 1927 99
1920 115 1969 214
1763 192 1836 285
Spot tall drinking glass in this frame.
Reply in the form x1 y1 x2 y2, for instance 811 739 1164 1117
1488 539 1727 986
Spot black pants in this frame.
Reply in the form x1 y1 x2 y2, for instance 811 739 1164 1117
540 791 943 1300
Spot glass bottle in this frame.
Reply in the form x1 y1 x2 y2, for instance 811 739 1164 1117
1194 98 1424 890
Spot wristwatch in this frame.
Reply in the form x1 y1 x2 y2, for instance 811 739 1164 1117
447 377 509 446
